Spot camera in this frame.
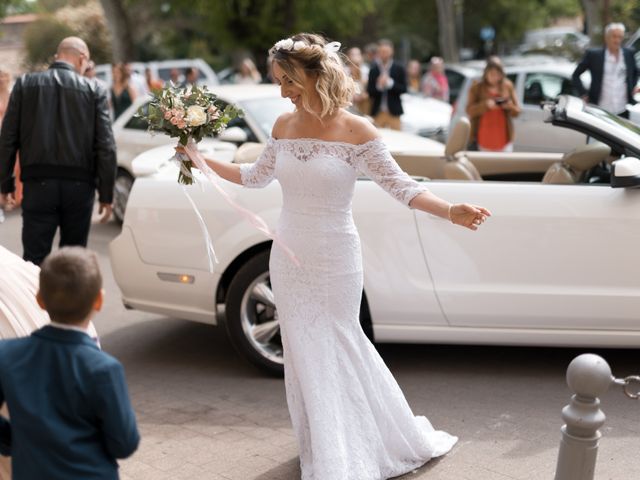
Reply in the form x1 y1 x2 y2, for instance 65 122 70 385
494 97 507 105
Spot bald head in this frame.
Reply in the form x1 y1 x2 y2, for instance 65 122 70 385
55 37 90 74
57 37 89 56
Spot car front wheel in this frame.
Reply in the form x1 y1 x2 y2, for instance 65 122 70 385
225 251 284 376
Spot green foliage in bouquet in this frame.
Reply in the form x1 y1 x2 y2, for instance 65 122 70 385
138 83 243 184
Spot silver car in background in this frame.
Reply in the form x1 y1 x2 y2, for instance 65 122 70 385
446 57 591 153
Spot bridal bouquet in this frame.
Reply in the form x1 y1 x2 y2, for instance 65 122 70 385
139 84 242 185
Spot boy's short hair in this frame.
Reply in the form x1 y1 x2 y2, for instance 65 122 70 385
39 247 102 324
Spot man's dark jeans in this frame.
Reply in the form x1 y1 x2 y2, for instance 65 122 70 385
21 179 95 265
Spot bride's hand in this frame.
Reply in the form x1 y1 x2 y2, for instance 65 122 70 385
174 145 202 170
449 203 491 231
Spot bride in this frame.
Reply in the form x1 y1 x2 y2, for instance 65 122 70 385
183 32 490 480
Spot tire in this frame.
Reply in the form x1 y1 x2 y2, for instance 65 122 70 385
225 250 374 376
225 251 284 376
113 170 134 224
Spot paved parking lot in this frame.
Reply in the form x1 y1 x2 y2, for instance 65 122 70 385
2 207 640 479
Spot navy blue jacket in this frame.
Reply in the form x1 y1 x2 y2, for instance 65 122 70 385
367 61 407 116
0 326 139 480
572 47 638 106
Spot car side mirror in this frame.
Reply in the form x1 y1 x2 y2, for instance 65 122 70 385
611 157 640 188
218 126 248 144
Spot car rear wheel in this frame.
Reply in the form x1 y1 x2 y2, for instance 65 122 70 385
113 169 134 224
225 251 284 376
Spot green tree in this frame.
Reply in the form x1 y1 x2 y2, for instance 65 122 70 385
56 0 112 63
608 1 640 37
39 0 89 12
117 0 375 68
99 0 133 61
23 0 112 69
463 0 581 54
0 0 36 17
23 16 74 68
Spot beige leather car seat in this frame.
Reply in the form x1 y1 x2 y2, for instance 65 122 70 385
233 142 265 164
443 117 483 181
541 142 611 184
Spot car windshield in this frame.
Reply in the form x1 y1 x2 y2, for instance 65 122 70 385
583 104 640 137
238 97 293 137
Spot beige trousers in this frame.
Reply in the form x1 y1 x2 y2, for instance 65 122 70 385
373 111 402 130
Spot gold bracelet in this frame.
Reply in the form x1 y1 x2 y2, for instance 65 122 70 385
448 204 453 223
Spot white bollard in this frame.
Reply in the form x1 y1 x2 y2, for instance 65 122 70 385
554 354 614 480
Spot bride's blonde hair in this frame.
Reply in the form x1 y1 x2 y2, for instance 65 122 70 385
269 33 355 119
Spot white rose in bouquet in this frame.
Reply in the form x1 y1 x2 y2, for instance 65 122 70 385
186 105 207 127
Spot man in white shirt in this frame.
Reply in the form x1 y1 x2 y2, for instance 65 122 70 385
572 22 639 118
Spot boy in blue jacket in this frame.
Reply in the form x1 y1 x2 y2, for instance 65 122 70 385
0 247 139 479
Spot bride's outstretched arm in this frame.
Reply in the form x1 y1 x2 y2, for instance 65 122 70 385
354 137 490 231
176 146 243 184
409 192 491 231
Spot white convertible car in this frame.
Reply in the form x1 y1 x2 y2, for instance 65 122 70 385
111 84 445 222
110 95 640 375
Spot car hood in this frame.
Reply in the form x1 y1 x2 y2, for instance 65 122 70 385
400 95 452 134
377 128 445 154
132 139 237 177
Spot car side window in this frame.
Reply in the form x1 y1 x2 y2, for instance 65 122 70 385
157 68 172 82
213 100 259 142
524 73 569 105
506 73 518 96
444 69 465 105
124 103 150 131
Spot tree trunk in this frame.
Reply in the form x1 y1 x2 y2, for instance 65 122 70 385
581 0 603 43
601 0 611 26
436 0 459 62
99 0 135 62
283 0 296 33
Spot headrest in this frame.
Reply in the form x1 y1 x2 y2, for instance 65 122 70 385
563 142 611 172
445 117 470 158
233 142 265 164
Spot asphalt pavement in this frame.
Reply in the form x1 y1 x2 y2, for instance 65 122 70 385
1 206 640 479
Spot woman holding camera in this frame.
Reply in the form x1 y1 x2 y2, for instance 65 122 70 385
466 56 520 152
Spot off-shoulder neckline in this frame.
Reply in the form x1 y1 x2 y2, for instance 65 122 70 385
269 137 383 148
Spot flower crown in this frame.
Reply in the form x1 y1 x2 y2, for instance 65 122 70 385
270 38 341 57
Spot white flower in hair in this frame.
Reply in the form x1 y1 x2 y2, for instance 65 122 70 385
293 41 306 51
275 38 294 51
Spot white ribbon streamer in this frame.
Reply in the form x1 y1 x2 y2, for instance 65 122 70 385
182 140 300 268
181 184 218 271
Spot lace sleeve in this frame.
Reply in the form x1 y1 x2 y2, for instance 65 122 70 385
239 138 277 188
354 138 428 206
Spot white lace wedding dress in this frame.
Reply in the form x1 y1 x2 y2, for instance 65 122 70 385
240 137 457 480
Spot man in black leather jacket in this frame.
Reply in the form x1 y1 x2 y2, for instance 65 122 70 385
0 37 116 265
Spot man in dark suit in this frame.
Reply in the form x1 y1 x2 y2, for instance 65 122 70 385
0 37 116 265
572 22 639 118
367 39 407 130
0 247 139 480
